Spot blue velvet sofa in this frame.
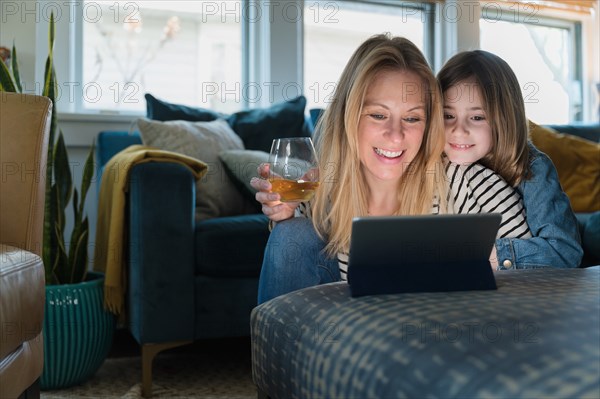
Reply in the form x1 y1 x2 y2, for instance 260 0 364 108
96 130 271 396
95 95 316 397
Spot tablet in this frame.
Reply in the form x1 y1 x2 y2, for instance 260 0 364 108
347 213 501 297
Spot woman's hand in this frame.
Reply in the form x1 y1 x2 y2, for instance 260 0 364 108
251 163 298 222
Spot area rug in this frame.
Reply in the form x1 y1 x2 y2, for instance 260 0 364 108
41 336 256 399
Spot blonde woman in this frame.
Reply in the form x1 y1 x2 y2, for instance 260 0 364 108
252 34 448 303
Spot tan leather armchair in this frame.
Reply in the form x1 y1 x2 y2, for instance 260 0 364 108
0 93 51 399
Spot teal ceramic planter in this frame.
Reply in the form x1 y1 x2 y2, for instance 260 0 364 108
41 272 116 390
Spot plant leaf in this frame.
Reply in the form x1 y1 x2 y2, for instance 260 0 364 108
0 56 17 92
54 223 69 285
42 55 56 100
72 188 80 224
43 183 58 283
11 42 22 92
42 13 56 103
50 249 60 286
54 132 73 213
70 221 89 284
78 143 95 215
48 12 55 55
54 182 65 246
42 59 57 276
69 188 81 265
43 12 56 101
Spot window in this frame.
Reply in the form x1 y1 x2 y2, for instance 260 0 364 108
480 13 582 124
304 1 431 110
81 1 242 114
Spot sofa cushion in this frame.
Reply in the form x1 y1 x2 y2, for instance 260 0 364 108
0 245 45 360
546 123 600 143
145 93 224 122
145 94 312 153
137 118 255 220
530 122 600 213
219 149 270 204
194 214 270 277
227 95 312 152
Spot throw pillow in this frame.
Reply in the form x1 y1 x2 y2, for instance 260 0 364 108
145 93 223 122
137 118 247 220
309 108 325 130
227 95 311 152
144 94 311 153
529 121 600 213
219 149 270 202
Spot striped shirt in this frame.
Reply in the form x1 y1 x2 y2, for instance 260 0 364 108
446 162 532 240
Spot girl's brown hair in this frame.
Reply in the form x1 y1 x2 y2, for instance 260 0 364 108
311 33 448 257
437 50 530 186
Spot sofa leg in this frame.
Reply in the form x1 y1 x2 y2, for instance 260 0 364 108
141 340 192 398
18 379 40 399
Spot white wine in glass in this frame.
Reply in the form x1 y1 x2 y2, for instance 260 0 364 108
269 137 319 202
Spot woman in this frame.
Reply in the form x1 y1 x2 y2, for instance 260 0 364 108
252 34 448 303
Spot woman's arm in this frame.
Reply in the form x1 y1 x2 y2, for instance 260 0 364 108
495 144 583 269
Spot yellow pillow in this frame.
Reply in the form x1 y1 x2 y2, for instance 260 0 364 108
529 121 600 213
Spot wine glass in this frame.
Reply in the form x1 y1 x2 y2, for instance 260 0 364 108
269 137 320 202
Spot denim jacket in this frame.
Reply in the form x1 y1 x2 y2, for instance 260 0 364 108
495 143 583 269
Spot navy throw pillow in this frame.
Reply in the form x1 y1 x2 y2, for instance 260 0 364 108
309 108 325 130
145 93 311 152
145 93 223 122
227 95 311 152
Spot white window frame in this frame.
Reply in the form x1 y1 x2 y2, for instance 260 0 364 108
28 0 598 122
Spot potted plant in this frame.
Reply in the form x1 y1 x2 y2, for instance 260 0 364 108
0 13 115 390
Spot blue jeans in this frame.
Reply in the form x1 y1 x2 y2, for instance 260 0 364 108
257 217 341 304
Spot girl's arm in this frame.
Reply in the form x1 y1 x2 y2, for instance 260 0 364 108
494 144 583 269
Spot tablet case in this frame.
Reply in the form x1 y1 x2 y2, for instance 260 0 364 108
347 214 501 297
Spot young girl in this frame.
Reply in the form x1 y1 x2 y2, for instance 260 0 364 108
437 50 583 269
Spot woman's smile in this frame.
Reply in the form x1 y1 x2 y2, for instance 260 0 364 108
373 147 405 161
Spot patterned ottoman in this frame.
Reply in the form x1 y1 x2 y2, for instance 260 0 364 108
251 267 600 398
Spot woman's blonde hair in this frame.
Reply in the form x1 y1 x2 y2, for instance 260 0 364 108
437 50 530 186
311 33 447 257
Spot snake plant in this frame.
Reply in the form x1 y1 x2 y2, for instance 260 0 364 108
0 13 94 285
